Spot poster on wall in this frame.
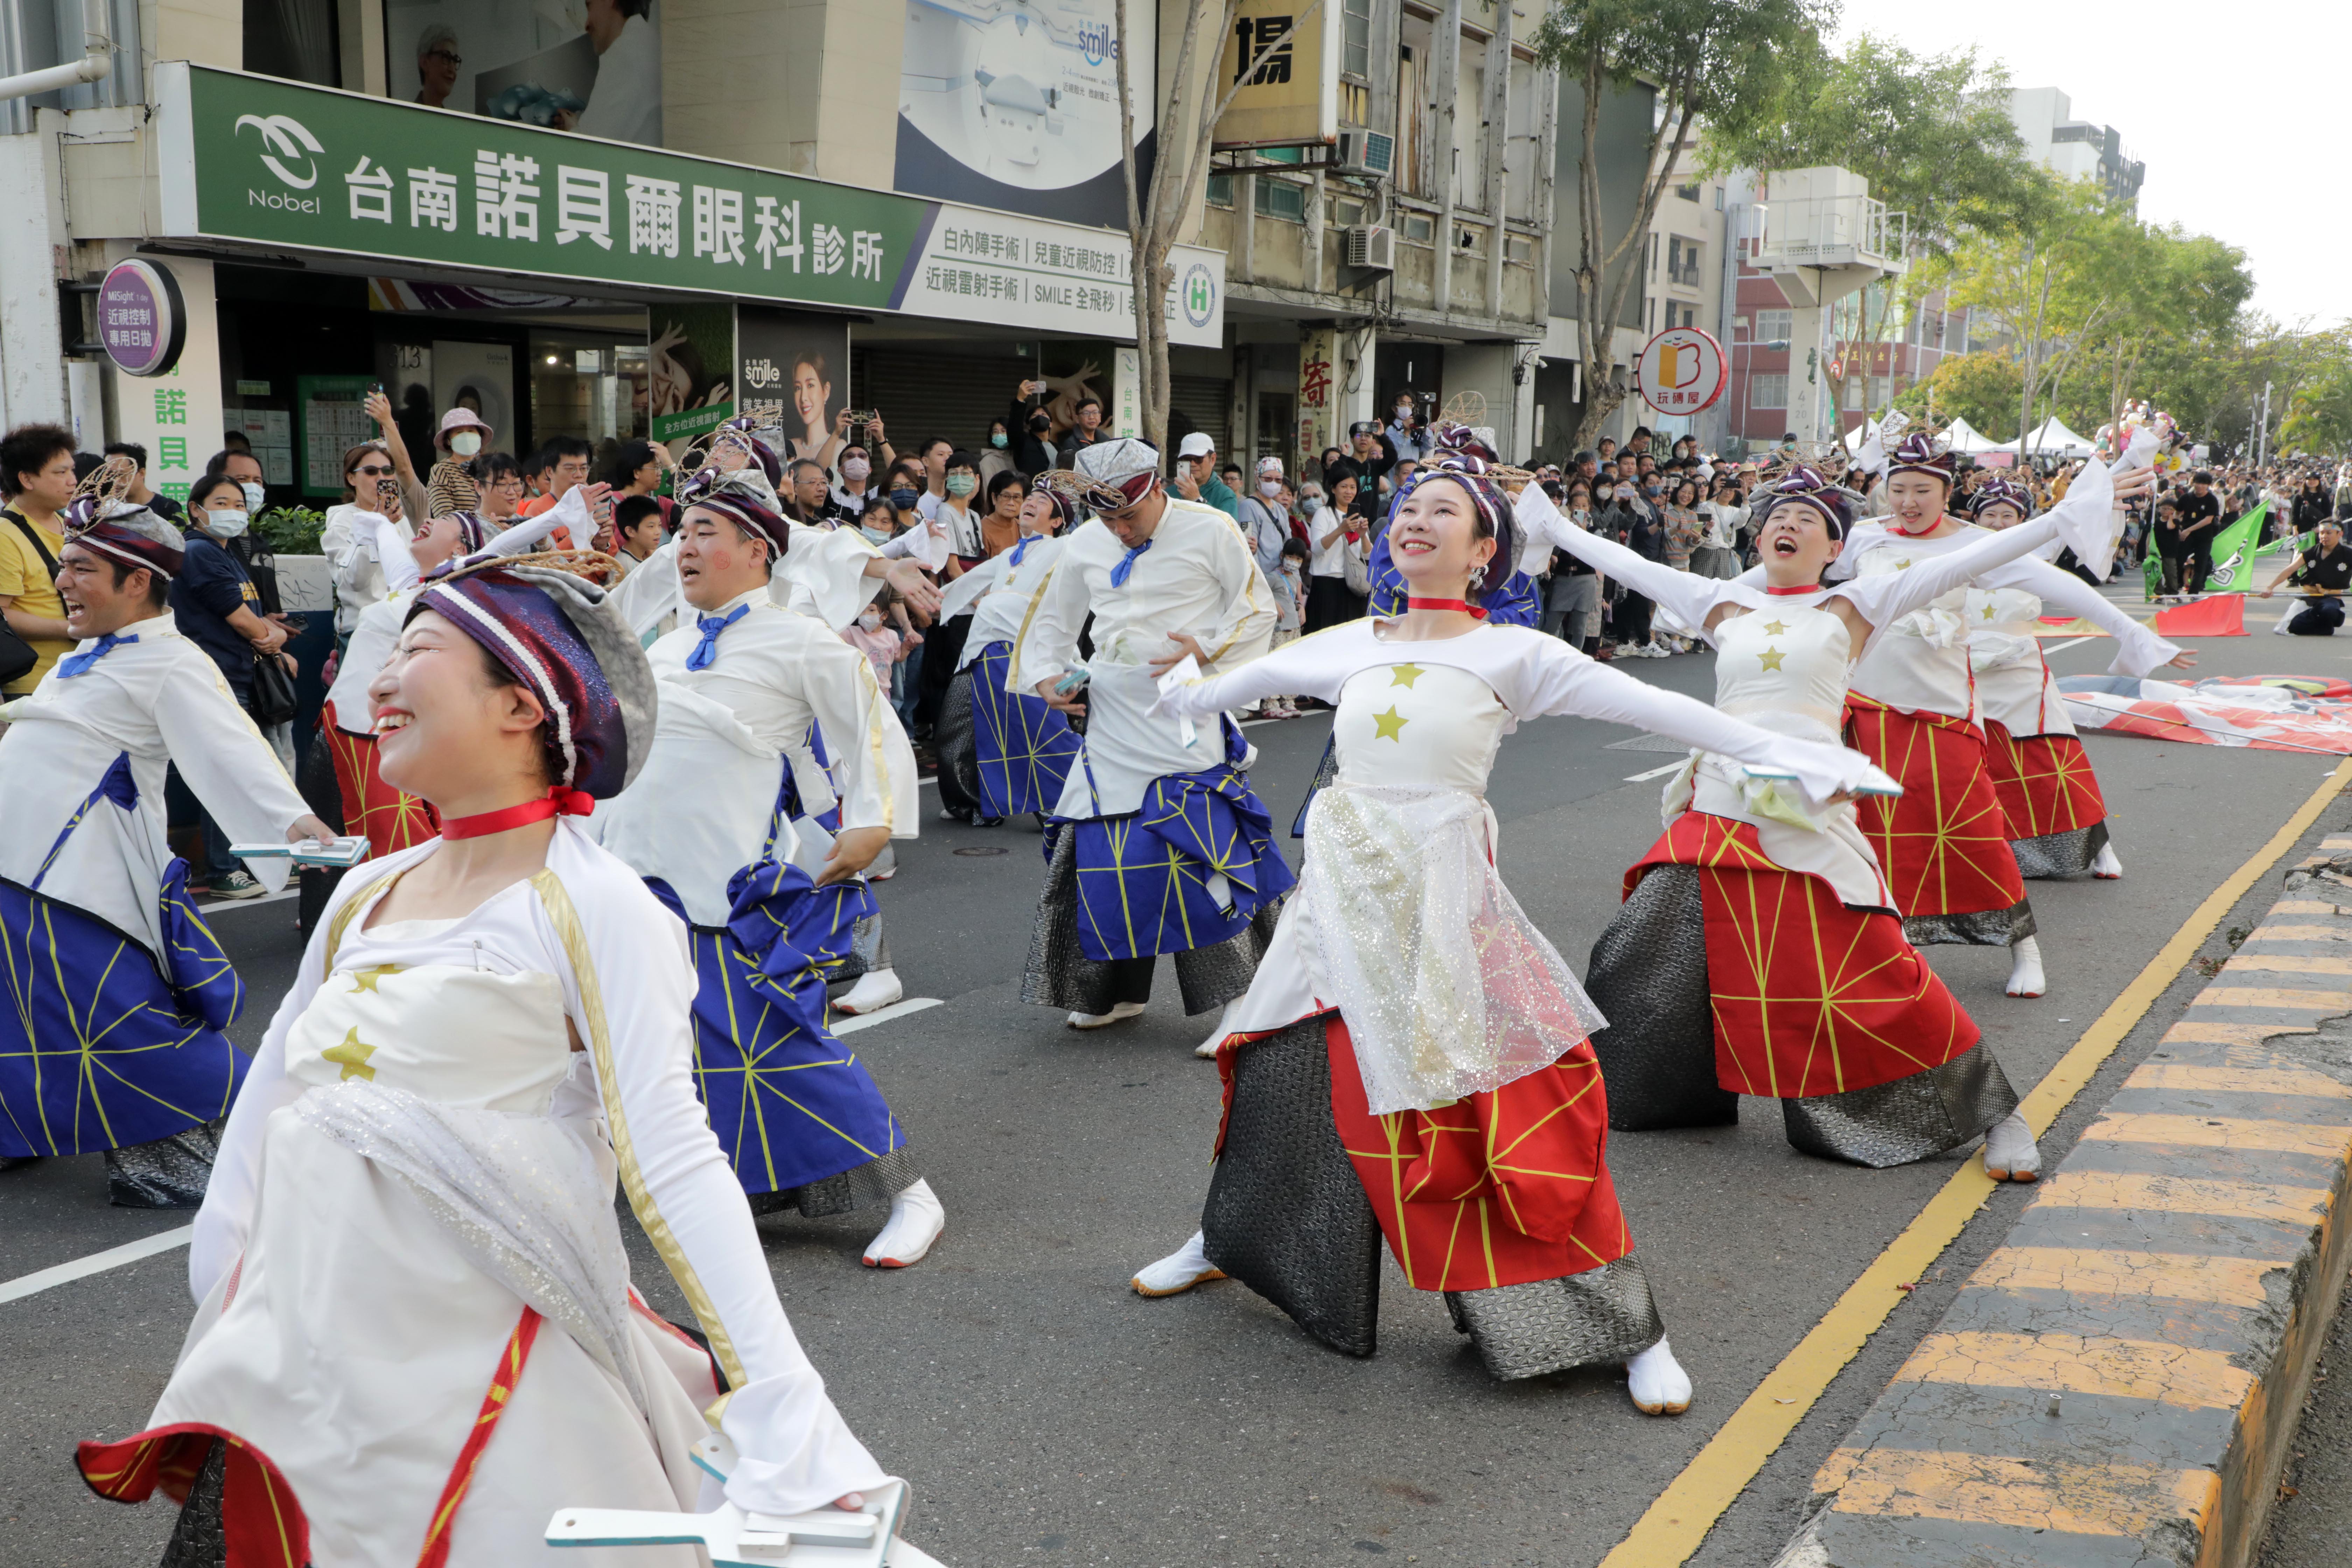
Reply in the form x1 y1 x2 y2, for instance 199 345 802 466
648 301 736 451
736 306 852 474
433 341 517 450
385 0 663 149
897 0 1153 230
298 374 381 498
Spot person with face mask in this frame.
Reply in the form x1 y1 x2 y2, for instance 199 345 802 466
426 408 494 519
1005 380 1059 480
1239 457 1292 580
1385 392 1427 462
832 446 878 514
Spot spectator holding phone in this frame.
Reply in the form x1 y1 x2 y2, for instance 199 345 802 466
1006 379 1058 478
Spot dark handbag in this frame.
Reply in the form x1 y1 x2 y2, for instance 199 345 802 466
0 618 33 687
248 651 299 727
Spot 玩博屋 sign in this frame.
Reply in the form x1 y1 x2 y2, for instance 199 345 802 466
150 63 1223 349
98 258 188 377
1634 327 1727 417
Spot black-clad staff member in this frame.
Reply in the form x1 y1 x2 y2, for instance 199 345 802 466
2262 519 2352 635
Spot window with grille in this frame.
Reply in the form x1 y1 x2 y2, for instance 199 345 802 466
1255 178 1307 222
1755 309 1792 344
1667 237 1702 288
1750 374 1787 409
1342 0 1372 78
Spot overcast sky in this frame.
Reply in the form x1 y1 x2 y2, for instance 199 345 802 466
1832 0 2341 329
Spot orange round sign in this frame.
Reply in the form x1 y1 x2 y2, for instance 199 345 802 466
1635 327 1727 417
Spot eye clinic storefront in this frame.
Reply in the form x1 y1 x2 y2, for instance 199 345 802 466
121 62 1225 509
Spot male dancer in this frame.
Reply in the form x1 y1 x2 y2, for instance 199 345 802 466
594 474 945 1267
0 499 334 1203
1011 440 1287 1045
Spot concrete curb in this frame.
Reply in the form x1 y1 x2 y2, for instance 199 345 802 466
1779 844 2352 1568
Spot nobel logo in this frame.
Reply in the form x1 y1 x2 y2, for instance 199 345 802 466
248 188 323 214
234 112 326 189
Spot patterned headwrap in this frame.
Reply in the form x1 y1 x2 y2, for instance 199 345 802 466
66 498 186 581
679 473 792 562
410 555 655 800
1386 455 1521 605
1029 470 1091 529
1968 476 2033 523
447 510 490 554
707 414 783 490
1073 438 1163 510
1884 428 1957 486
1753 464 1857 539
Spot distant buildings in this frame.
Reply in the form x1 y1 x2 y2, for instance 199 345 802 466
2008 86 2146 206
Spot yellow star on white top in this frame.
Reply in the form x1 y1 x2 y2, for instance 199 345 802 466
1372 706 1409 741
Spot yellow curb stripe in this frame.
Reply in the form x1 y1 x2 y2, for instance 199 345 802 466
2162 1020 2318 1046
2189 986 2352 1011
2125 1063 2352 1099
1593 755 2352 1568
2271 901 2348 916
2224 953 2352 976
1827 1449 2219 1538
2083 1112 2352 1161
1969 1246 2276 1306
2026 1168 2335 1227
1891 1330 2255 1409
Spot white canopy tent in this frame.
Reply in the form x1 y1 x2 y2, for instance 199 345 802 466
2012 416 2095 459
1944 416 2003 454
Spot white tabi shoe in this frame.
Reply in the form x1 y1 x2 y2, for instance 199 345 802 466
1068 1001 1146 1030
1193 999 1241 1059
2005 936 2047 998
1131 1231 1226 1297
2091 842 2123 879
1626 1338 1692 1416
862 1179 945 1268
1982 1111 2041 1183
834 967 904 1016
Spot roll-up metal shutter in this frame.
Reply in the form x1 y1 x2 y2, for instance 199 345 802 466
1167 374 1233 456
853 348 1034 457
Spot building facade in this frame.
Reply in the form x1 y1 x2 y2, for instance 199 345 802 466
2008 85 2145 207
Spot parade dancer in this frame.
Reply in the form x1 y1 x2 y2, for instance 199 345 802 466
1128 461 1875 1402
1360 424 1544 625
79 551 898 1561
1010 439 1288 1043
593 477 945 1268
611 421 942 1017
1542 463 2132 1180
1834 429 2186 996
933 472 1083 827
0 497 335 1205
1963 475 2156 878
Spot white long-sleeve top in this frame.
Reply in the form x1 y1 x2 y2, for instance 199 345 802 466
323 503 413 635
1832 519 2179 720
0 612 310 947
609 520 889 638
187 822 888 1514
594 591 917 924
937 531 1068 671
1008 499 1275 818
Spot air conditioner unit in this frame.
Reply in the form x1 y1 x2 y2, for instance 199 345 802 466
1335 128 1394 181
1344 225 1395 273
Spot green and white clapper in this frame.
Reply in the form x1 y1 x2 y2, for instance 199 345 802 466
546 1432 945 1566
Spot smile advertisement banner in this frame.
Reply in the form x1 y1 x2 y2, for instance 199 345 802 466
154 63 1223 348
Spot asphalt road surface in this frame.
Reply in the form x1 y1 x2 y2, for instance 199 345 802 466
8 590 2352 1567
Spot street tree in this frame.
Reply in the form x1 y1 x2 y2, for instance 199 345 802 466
1532 0 1829 452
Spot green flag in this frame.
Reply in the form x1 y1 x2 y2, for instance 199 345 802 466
2202 501 2270 592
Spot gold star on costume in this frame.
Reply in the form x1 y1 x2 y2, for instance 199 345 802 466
1763 620 1788 635
1982 602 1996 619
348 965 401 993
322 1028 378 1082
1388 663 1426 688
1372 706 1410 741
1759 647 1787 672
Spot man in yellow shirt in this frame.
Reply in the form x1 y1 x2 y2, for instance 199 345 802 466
0 424 79 696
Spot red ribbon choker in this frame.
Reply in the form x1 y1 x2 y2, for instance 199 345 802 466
1763 583 1823 596
1405 597 1489 620
439 786 596 840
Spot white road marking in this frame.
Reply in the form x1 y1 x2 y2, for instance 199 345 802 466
830 997 944 1035
2040 637 2095 654
0 1225 193 1306
195 886 300 913
1623 762 1686 783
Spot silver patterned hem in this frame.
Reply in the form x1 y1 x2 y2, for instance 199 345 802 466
1202 1015 1662 1376
1780 1038 2019 1169
107 1121 224 1209
748 1144 922 1219
933 667 986 820
1443 1254 1665 1380
1583 865 1740 1131
159 1437 229 1568
2010 818 2110 880
1902 897 2036 948
1020 826 1281 1017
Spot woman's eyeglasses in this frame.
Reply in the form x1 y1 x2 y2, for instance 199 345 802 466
354 464 394 477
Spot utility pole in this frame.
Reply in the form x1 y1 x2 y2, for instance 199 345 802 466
2259 380 2274 467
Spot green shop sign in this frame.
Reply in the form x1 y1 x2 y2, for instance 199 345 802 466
152 63 1225 347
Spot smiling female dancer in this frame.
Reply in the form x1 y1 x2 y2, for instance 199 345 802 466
1127 453 1877 1409
1534 459 2145 1183
78 550 896 1563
